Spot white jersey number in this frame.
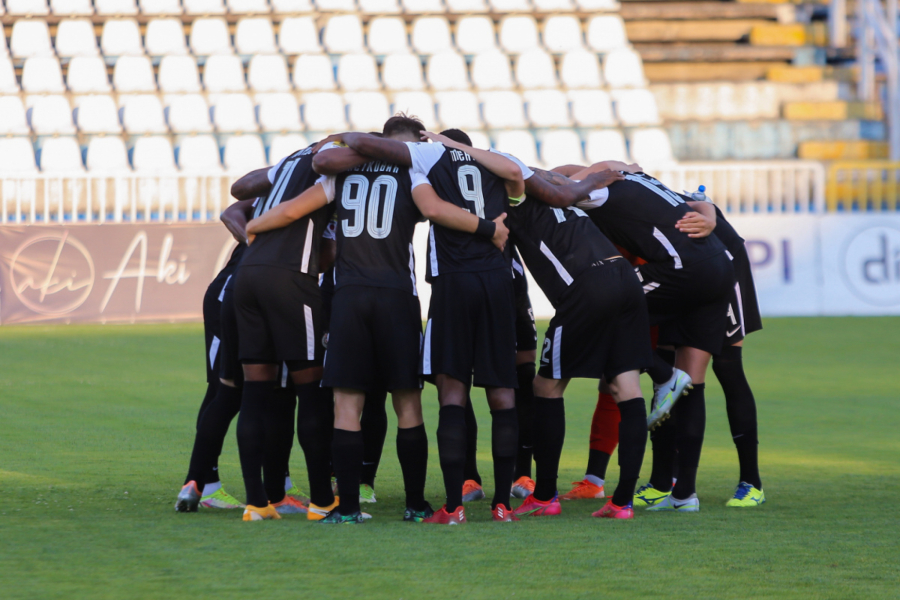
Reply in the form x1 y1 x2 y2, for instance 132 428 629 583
341 174 398 240
458 165 486 218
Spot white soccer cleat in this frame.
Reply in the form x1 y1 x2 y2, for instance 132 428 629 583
646 493 700 512
647 368 692 430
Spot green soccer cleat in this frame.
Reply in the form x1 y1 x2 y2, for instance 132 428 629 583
403 503 435 523
646 493 700 512
200 486 245 509
359 484 377 504
726 482 766 507
320 510 365 524
285 483 310 504
633 483 671 508
648 368 693 430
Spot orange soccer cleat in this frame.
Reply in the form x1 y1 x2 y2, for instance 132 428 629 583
561 479 606 500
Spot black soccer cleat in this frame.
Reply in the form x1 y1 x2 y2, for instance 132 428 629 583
403 502 435 523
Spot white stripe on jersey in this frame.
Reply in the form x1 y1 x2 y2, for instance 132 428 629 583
552 326 562 379
300 219 314 274
209 335 220 369
539 241 574 286
735 281 746 337
218 275 231 302
422 319 433 375
281 362 289 387
652 227 683 269
304 304 315 360
725 250 734 261
408 243 418 297
428 225 439 277
624 173 683 206
643 282 660 294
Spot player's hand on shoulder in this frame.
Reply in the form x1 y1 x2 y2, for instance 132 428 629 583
312 133 347 153
492 212 509 251
585 169 625 189
676 211 715 238
419 130 452 146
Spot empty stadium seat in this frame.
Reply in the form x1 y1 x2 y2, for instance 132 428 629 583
6 0 49 15
534 0 574 10
401 0 445 13
481 91 527 129
585 129 628 163
543 16 583 53
74 95 123 133
499 16 539 54
269 133 310 164
55 20 100 57
603 49 645 88
22 57 66 93
235 18 277 55
427 52 469 91
190 18 232 55
86 136 131 172
132 136 178 173
587 16 628 53
29 96 77 135
515 50 557 89
391 91 436 129
271 0 315 12
629 128 674 166
67 57 113 93
204 54 247 92
39 137 85 173
113 55 157 92
257 93 302 131
467 130 491 150
177 135 223 172
368 18 409 55
0 138 38 175
359 0 401 13
184 0 226 14
0 97 30 135
101 19 144 55
412 17 453 55
223 135 267 171
490 0 531 11
166 94 213 133
227 0 271 12
139 0 184 14
560 49 603 89
317 0 356 10
146 19 189 55
471 51 513 90
383 53 425 91
279 17 321 54
337 54 381 91
347 92 391 130
611 88 659 126
212 94 258 132
540 129 583 168
95 0 139 14
447 0 487 12
10 20 53 58
121 95 169 133
435 91 481 129
0 57 18 93
302 92 347 130
525 89 570 127
456 17 496 55
569 89 615 126
293 54 336 91
495 130 538 168
159 55 202 92
51 0 94 14
323 15 365 54
248 55 292 92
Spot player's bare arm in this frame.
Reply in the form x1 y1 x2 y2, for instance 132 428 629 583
568 161 642 181
339 132 413 167
677 201 717 238
312 145 371 175
420 131 525 199
220 198 255 243
412 183 509 251
230 167 272 200
245 184 329 235
527 169 625 208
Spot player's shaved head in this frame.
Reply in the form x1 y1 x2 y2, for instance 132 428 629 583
383 114 424 141
440 129 472 147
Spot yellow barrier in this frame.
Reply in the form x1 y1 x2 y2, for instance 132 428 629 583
826 161 900 211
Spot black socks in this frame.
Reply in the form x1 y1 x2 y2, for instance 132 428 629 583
490 407 519 510
648 417 676 493
533 397 565 502
514 362 536 480
646 349 676 385
611 398 647 507
360 389 388 488
332 428 364 516
262 384 295 504
713 346 762 489
236 380 274 508
671 383 706 499
397 424 429 510
296 381 335 507
586 449 612 481
437 405 467 512
186 382 243 487
463 394 482 484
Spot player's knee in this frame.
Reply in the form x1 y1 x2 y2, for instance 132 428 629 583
242 363 277 381
533 375 565 398
485 387 515 410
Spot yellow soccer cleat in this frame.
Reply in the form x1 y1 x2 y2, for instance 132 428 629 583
726 482 766 507
633 483 671 508
242 503 281 521
307 496 340 521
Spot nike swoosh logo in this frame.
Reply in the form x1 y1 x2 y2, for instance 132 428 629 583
672 501 693 509
727 326 741 337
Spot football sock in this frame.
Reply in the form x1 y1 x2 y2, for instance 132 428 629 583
514 362 536 480
713 346 762 489
671 383 706 499
586 450 611 482
533 397 565 502
196 380 218 428
646 351 675 385
296 381 335 507
462 393 482 485
611 398 647 506
332 428 364 516
236 380 275 508
490 407 519 510
262 384 296 504
437 405 467 512
360 389 388 488
648 418 676 492
185 382 242 487
284 475 293 492
397 424 429 510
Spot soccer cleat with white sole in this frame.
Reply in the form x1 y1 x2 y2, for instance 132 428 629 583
633 483 671 508
200 486 245 509
174 481 201 513
359 484 376 503
510 476 536 499
648 368 692 430
307 497 339 521
272 495 308 515
242 504 281 521
726 482 766 507
646 493 700 512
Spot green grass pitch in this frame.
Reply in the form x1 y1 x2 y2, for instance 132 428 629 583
1 318 898 599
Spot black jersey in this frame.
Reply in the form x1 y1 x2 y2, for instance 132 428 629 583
240 144 333 276
708 204 745 257
321 160 424 295
507 195 620 308
578 172 726 268
406 142 509 278
222 242 247 293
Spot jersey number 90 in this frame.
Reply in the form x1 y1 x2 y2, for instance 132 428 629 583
341 174 398 240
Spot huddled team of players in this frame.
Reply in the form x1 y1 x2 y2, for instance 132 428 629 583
174 114 766 524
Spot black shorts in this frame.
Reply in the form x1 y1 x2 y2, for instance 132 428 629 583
640 252 735 355
218 280 244 385
322 285 422 392
202 264 238 384
234 265 324 370
320 267 336 335
723 245 763 345
423 268 517 389
515 285 537 353
538 259 653 381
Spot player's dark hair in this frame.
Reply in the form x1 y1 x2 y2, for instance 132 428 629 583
367 132 384 137
383 114 424 139
440 129 472 147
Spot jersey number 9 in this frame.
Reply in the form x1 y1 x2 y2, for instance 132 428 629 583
458 165 486 218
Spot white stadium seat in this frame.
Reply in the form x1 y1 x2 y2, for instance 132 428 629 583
447 0 487 12
22 57 66 93
323 15 365 54
235 18 277 55
317 0 356 10
543 16 583 53
177 135 223 172
534 0 573 10
279 17 321 54
227 0 271 12
212 94 258 132
6 0 49 15
569 89 615 126
611 88 660 126
560 49 603 89
113 55 157 92
524 89 570 127
30 96 77 135
427 51 469 90
257 93 302 131
10 20 53 58
269 134 310 165
101 19 144 55
39 137 85 173
132 136 178 174
67 57 112 93
139 0 184 14
74 95 123 133
359 0 401 13
467 130 490 150
166 94 213 133
96 0 139 13
346 92 391 130
629 128 675 166
585 129 628 163
122 95 169 133
494 130 538 168
587 16 628 53
471 51 513 90
435 91 481 129
224 135 267 171
52 0 94 14
158 55 202 92
383 53 425 91
190 18 232 55
0 97 31 135
540 129 583 168
368 18 408 55
0 57 18 93
86 136 131 172
302 92 347 131
412 17 452 55
203 54 247 92
146 19 189 55
0 138 38 175
293 54 336 91
603 49 645 88
481 91 526 129
271 0 314 11
337 53 380 91
248 55 292 92
456 17 496 55
55 20 100 57
515 50 557 89
184 0 226 14
401 0 445 13
489 0 531 11
499 16 538 54
391 91 436 129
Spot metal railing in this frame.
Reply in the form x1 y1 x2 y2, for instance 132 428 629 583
826 160 900 210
